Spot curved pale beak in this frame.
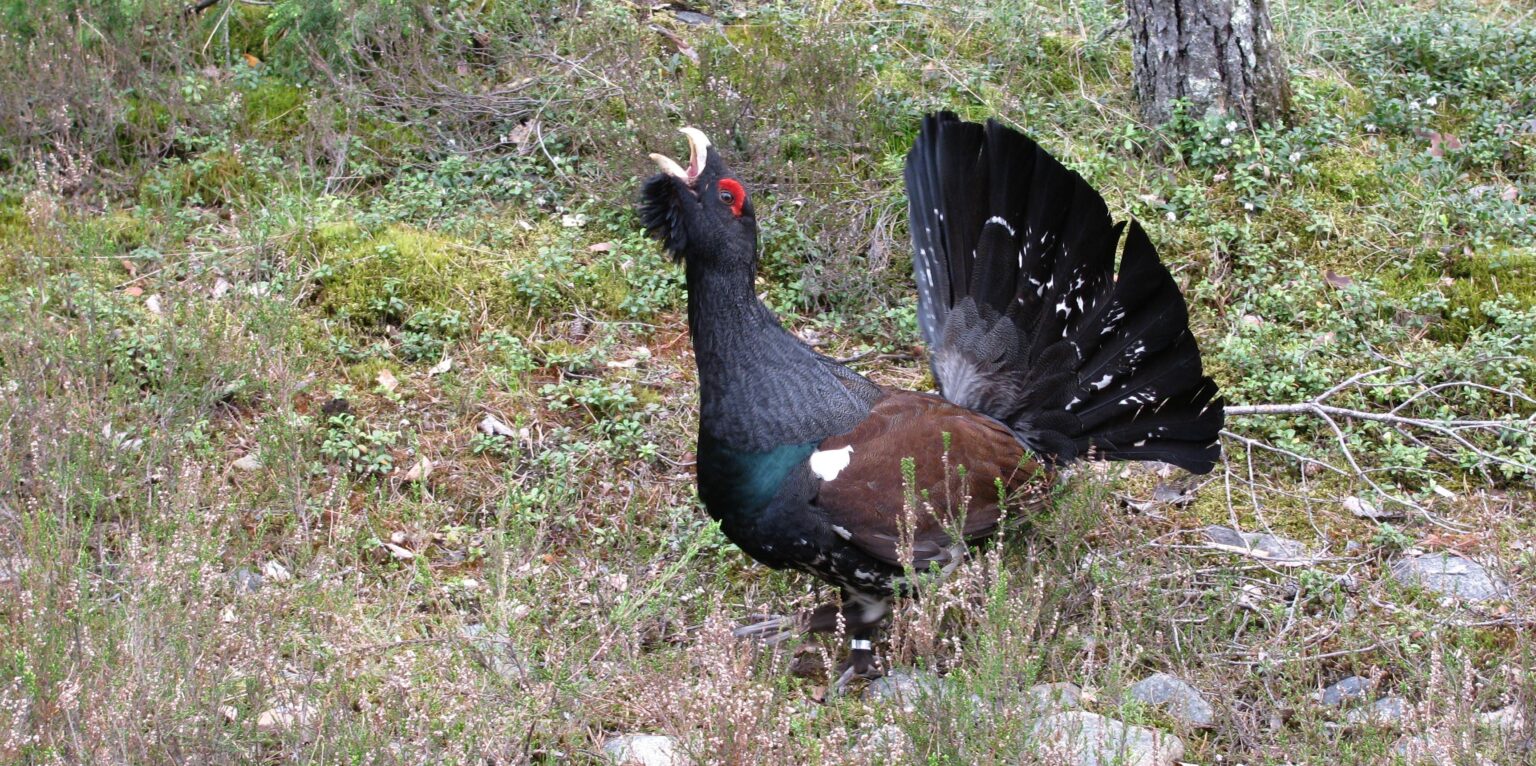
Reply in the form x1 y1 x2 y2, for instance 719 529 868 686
648 127 712 187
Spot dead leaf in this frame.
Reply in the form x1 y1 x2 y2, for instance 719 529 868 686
124 285 143 297
145 295 163 314
1343 496 1402 520
1426 131 1463 158
403 457 433 483
427 357 453 376
479 415 515 437
242 53 261 68
588 241 614 253
232 454 262 472
382 542 416 561
506 119 536 146
376 369 399 393
211 277 232 299
1502 186 1519 202
256 704 315 731
120 259 138 277
1323 270 1354 289
262 560 292 583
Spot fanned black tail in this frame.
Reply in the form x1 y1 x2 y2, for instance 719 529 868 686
904 112 1224 474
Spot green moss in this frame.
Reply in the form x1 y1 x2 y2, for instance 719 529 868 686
1396 247 1536 344
313 224 513 326
137 150 264 209
242 81 307 141
0 195 31 281
1308 146 1386 202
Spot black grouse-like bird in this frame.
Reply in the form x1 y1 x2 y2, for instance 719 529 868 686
640 113 1223 686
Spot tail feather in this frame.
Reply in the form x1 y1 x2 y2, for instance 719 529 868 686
905 112 1224 474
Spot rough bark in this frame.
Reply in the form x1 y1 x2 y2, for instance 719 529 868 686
1128 0 1290 128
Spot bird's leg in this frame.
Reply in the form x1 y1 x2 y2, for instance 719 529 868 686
831 630 884 694
734 599 879 643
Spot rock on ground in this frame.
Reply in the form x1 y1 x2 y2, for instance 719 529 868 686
856 724 912 762
228 567 264 594
1317 676 1372 706
1204 525 1312 564
1391 553 1507 601
604 734 688 766
1030 711 1184 766
461 622 528 685
864 670 941 713
1128 673 1215 728
1345 695 1408 727
1025 682 1083 714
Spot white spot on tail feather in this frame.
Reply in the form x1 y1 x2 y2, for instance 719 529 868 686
809 446 854 481
985 216 1016 235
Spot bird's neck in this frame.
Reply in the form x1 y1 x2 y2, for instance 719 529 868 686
684 258 793 372
682 251 879 458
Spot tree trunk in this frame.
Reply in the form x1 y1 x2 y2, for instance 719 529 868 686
1128 0 1290 128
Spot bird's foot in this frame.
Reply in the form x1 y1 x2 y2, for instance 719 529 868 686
830 638 884 696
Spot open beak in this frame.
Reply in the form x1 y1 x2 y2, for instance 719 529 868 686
648 127 711 188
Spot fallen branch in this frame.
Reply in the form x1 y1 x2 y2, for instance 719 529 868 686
1226 402 1536 476
1219 372 1534 531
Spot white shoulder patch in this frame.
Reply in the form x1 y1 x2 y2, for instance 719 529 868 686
808 445 854 481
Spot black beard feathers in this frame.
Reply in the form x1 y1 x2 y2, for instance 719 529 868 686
639 173 688 263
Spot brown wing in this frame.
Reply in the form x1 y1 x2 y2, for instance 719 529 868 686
813 390 1052 569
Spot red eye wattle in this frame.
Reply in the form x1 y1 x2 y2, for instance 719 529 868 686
718 179 746 217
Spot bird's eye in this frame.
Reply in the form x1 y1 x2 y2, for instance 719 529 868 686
717 178 746 217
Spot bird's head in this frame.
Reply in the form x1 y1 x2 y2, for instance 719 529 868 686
639 127 757 266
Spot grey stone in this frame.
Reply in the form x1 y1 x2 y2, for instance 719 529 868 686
1030 712 1184 766
603 734 687 766
858 724 912 761
1025 682 1083 714
1152 484 1193 505
1128 673 1215 728
1345 695 1408 727
1392 735 1429 761
1391 553 1508 601
1318 676 1370 706
1204 525 1312 564
1480 704 1526 734
229 567 264 594
864 670 941 713
670 10 716 26
462 623 528 685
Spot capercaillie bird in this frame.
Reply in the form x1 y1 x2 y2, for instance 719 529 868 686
640 113 1224 688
